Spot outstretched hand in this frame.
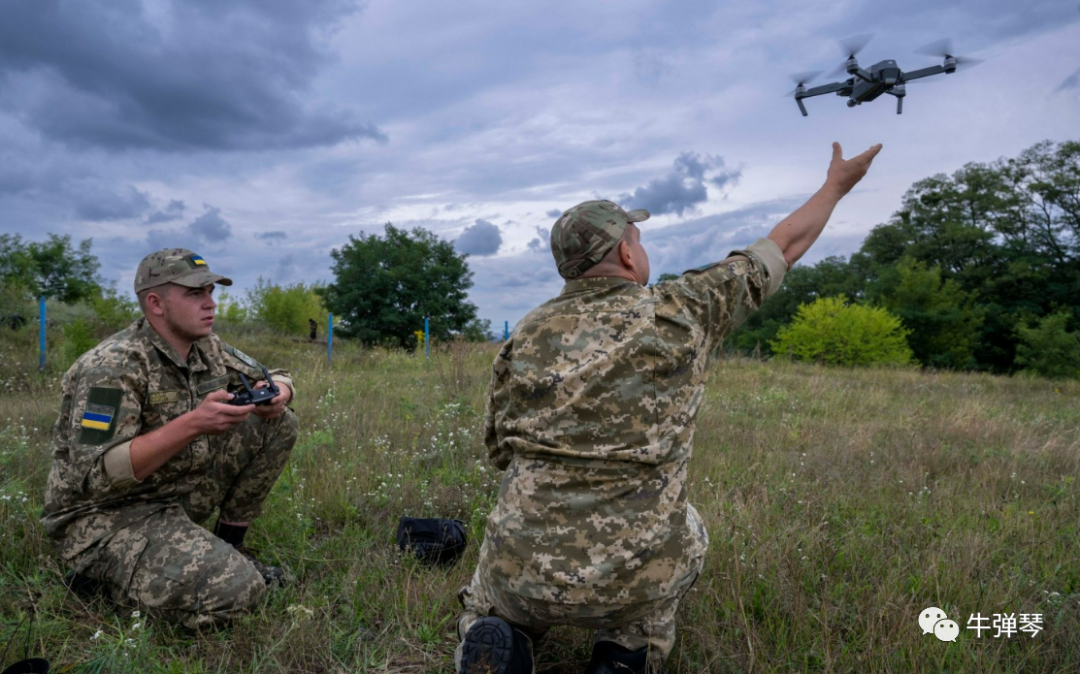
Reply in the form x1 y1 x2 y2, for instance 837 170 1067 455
825 142 883 197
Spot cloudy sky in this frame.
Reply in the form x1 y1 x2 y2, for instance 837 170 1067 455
2 0 1078 332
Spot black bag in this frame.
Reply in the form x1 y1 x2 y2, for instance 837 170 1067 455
396 517 467 566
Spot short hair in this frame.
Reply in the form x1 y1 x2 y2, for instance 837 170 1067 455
136 283 175 314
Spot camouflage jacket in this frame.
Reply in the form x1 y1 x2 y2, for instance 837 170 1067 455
479 239 786 606
41 318 294 561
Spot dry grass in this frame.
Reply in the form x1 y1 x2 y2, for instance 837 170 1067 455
1 325 1079 672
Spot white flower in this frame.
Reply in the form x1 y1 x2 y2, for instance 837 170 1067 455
131 610 141 618
90 630 104 641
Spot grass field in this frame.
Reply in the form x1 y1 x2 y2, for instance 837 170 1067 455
2 323 1079 673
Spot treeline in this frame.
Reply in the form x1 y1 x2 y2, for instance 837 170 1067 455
0 225 493 362
726 139 1080 378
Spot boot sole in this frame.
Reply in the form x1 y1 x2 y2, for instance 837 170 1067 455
459 617 518 674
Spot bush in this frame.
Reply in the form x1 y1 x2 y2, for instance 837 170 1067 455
246 279 328 337
61 318 99 367
1015 311 1080 379
88 286 139 331
770 296 914 367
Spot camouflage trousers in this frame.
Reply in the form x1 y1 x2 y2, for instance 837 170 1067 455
455 503 708 670
71 409 297 628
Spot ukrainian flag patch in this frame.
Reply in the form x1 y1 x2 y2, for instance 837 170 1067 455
190 255 207 266
79 387 124 444
81 403 115 431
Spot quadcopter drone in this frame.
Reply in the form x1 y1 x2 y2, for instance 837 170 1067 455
789 35 980 115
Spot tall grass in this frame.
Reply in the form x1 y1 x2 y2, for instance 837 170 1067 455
1 324 1078 673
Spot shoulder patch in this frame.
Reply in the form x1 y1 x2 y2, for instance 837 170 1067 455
79 387 123 444
224 345 261 369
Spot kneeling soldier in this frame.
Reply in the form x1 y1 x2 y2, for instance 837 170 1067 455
41 248 298 628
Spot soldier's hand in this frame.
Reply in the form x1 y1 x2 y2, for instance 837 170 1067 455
191 389 253 433
251 380 292 420
824 142 883 197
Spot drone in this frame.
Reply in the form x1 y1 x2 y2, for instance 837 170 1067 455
789 35 981 116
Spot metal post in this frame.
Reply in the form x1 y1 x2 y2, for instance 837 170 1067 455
38 296 46 371
424 317 430 359
327 313 333 368
504 320 509 341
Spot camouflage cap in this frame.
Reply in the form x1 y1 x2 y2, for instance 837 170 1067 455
550 200 650 279
134 248 233 293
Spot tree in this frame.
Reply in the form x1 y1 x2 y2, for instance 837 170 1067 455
320 224 481 347
869 257 984 369
0 234 102 302
1015 311 1080 380
770 296 913 367
246 279 328 337
728 256 861 355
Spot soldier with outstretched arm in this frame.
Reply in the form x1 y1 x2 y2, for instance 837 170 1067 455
455 142 882 674
41 248 298 628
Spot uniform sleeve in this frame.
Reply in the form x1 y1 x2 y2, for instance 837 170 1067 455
62 362 146 495
669 238 788 343
484 341 514 471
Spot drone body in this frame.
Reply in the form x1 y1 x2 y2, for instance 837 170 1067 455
791 36 978 116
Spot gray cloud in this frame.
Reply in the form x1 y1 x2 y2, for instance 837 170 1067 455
256 230 288 241
621 152 742 217
145 199 186 225
455 218 503 256
275 254 297 282
189 205 232 242
74 185 151 221
0 0 386 152
1058 67 1080 91
545 209 562 218
644 197 804 276
527 226 549 253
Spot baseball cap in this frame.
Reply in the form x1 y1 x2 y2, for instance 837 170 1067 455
134 248 233 293
550 200 650 279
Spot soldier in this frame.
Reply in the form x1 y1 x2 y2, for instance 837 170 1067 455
456 142 883 674
41 248 298 629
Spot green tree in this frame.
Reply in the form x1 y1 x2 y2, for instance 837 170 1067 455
869 257 984 369
215 289 249 324
847 139 1080 372
770 296 913 367
320 224 481 347
246 279 328 337
728 256 861 355
1015 311 1080 379
0 234 102 302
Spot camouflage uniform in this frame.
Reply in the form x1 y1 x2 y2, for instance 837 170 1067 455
41 249 298 628
457 201 787 669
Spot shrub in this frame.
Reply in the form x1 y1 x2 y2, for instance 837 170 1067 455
1015 311 1080 379
770 296 914 367
246 279 328 337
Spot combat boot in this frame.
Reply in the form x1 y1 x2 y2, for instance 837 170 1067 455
459 616 533 674
584 641 662 674
236 546 288 585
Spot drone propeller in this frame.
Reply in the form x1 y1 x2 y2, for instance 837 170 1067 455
827 33 875 78
784 70 822 96
915 38 983 71
838 33 874 59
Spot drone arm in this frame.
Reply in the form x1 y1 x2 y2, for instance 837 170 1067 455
800 81 848 98
902 65 946 82
853 67 873 82
796 97 808 116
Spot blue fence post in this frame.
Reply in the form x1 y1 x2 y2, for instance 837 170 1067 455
327 313 333 368
504 320 509 341
424 317 430 359
38 296 46 371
